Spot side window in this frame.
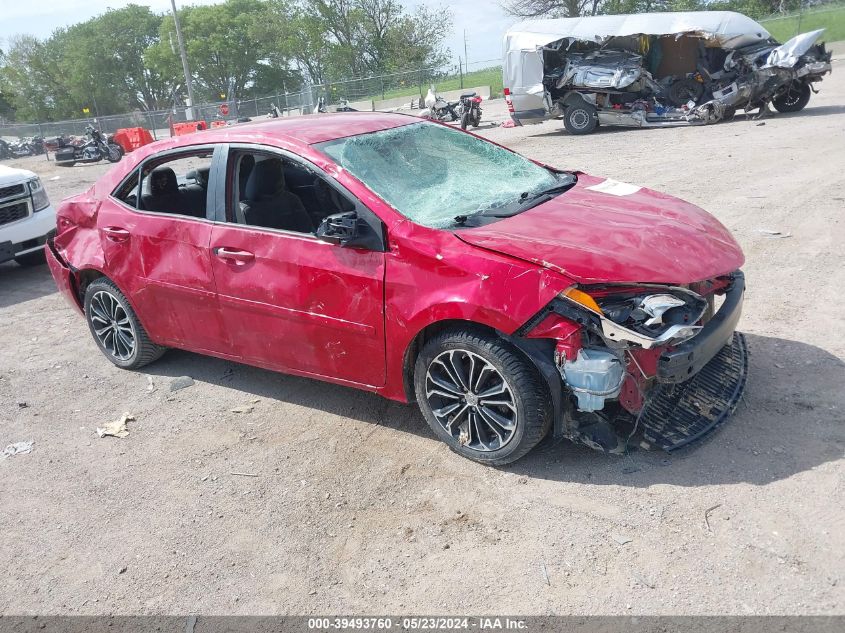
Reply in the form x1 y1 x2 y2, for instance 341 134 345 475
113 169 140 208
229 150 354 234
113 151 213 218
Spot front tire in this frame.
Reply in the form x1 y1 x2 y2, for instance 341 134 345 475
414 329 551 466
460 110 470 130
84 278 165 369
106 143 124 163
773 81 811 113
563 102 597 135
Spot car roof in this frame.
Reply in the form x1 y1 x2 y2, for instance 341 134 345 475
94 112 422 196
179 111 418 147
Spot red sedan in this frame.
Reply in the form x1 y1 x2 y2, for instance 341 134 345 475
46 113 747 464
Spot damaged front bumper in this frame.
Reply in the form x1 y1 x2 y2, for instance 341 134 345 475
658 271 744 383
518 271 748 453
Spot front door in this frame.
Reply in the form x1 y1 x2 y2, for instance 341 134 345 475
208 148 386 386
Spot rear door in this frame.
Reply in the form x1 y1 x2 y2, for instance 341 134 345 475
208 145 387 387
99 145 232 355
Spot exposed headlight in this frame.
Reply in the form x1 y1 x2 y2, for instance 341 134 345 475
560 285 707 348
28 178 50 212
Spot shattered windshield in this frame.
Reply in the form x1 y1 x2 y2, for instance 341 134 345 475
316 121 562 229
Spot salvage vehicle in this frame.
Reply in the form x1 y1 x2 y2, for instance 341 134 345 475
46 114 747 464
503 11 832 134
0 164 55 266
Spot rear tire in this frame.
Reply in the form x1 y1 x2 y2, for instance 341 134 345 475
772 81 811 113
563 102 597 135
84 278 165 370
14 250 46 267
668 78 704 106
414 328 551 466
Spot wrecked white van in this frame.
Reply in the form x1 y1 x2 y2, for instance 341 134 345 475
502 11 832 134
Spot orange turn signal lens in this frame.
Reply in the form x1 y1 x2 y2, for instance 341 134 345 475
562 288 603 315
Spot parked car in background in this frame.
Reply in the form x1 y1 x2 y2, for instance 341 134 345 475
46 114 747 464
0 164 55 266
503 11 832 134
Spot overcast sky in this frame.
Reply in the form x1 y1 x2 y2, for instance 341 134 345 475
0 0 516 70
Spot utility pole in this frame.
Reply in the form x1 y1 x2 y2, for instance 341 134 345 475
170 0 195 119
464 29 469 68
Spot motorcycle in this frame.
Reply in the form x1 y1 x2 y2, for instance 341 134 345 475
44 134 72 153
54 124 124 167
420 87 461 123
0 136 41 159
336 98 358 112
458 92 483 130
29 136 45 155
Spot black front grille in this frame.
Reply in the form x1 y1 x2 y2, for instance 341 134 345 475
638 332 748 452
0 183 26 200
0 201 29 226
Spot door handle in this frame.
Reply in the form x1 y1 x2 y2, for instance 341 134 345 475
214 247 255 264
102 226 130 243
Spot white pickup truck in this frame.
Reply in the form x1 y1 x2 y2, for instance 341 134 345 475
0 164 55 266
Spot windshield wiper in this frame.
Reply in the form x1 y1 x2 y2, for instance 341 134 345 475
478 174 578 219
453 173 577 226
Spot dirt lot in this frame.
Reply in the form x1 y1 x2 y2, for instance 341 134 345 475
1 47 844 617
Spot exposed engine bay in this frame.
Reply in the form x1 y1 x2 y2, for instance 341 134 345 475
519 272 748 454
542 28 832 132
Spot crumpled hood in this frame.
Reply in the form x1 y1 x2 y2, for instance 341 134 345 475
456 173 744 285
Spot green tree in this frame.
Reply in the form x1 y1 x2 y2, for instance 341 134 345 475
80 4 172 110
0 49 17 121
1 5 175 120
1 35 73 121
147 0 298 103
292 0 451 81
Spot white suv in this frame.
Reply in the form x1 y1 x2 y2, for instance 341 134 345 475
0 164 55 266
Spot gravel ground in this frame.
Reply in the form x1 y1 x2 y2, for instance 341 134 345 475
1 46 843 616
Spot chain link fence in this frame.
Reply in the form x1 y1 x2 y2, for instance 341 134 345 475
0 62 472 141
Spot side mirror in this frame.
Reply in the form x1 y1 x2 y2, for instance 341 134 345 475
186 169 198 183
316 211 359 246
